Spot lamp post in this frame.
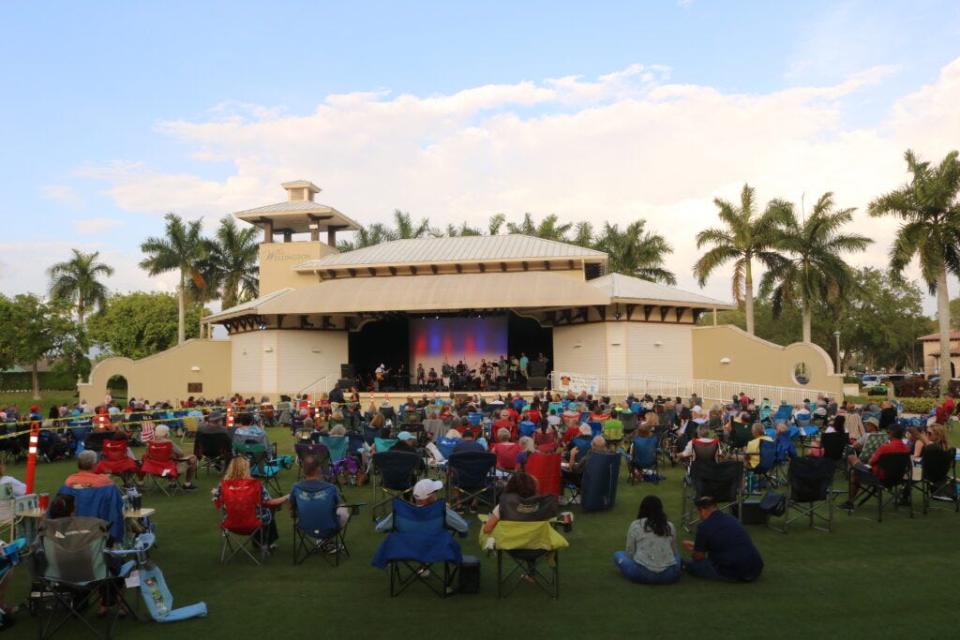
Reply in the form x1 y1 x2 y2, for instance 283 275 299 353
833 330 841 374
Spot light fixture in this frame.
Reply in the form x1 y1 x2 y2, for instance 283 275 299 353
720 357 731 365
190 366 200 372
311 347 322 354
653 341 663 347
264 346 274 353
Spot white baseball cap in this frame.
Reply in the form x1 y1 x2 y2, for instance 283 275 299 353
413 479 444 500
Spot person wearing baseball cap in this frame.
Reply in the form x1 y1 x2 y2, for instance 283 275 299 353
374 478 469 534
682 496 763 582
392 431 418 453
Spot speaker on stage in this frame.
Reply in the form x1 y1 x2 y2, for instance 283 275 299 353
340 363 355 379
528 376 548 390
528 361 546 377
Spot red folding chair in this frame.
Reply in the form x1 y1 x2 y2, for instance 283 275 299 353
524 452 562 496
94 437 139 479
139 440 181 495
216 478 269 564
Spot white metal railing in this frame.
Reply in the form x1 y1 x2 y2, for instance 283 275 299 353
298 375 330 398
549 372 831 405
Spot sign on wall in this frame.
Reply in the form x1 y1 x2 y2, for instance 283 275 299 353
553 371 600 395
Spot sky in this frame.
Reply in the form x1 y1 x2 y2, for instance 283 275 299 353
2 0 960 313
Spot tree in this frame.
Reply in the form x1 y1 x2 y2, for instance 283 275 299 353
87 292 202 359
693 184 792 335
47 249 114 326
139 213 208 345
594 220 676 285
506 213 572 240
760 192 871 343
391 209 433 239
211 216 259 310
869 149 960 395
0 294 77 399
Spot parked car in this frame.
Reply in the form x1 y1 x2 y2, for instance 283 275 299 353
860 374 881 387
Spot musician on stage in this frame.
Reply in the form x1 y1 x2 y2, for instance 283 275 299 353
375 363 387 391
416 363 426 389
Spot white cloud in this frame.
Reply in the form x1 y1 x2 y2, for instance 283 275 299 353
72 217 123 234
76 59 960 310
41 184 85 209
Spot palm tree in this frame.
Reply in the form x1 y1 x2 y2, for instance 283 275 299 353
760 193 872 343
693 184 792 335
445 222 483 237
571 221 595 248
506 213 572 241
594 220 677 285
139 213 208 345
391 210 434 239
869 149 960 395
211 216 259 309
47 249 114 325
337 222 396 252
487 213 506 236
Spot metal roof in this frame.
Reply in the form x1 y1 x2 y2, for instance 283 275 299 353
234 201 362 233
587 272 735 308
206 271 611 321
295 234 607 271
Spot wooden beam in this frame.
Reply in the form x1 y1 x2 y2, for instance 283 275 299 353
644 305 653 321
348 268 357 278
479 263 486 273
499 262 507 272
626 304 636 321
522 261 529 271
675 307 683 322
568 259 574 270
326 269 337 279
544 261 551 270
367 267 377 277
430 264 438 275
595 305 606 322
409 265 418 275
300 315 315 329
322 316 333 330
660 306 669 322
388 266 398 276
276 314 285 329
455 263 463 273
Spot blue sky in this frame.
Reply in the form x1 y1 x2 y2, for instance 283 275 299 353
2 0 959 309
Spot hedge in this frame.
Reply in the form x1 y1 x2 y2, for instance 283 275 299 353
0 371 76 392
843 394 936 414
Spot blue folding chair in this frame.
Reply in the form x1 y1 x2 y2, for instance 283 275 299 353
446 451 497 511
580 452 621 512
291 482 352 566
518 420 536 438
627 435 659 484
371 498 462 597
435 436 459 461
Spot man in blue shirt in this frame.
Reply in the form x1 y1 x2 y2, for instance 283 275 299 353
683 496 763 582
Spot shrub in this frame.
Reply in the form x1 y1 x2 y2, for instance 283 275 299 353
899 398 936 414
894 377 932 398
843 375 860 384
866 384 888 396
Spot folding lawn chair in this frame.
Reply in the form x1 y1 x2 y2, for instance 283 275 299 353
626 435 659 484
194 431 232 475
32 517 137 640
291 482 355 566
855 452 912 523
139 441 182 496
93 438 139 482
580 452 620 512
771 456 835 533
682 460 744 531
446 451 498 512
746 440 779 493
233 442 288 495
523 452 562 497
294 442 333 481
215 478 270 565
490 493 568 599
370 451 421 521
917 445 958 515
371 498 462 598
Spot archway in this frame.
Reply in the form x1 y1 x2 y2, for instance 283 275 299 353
106 374 128 406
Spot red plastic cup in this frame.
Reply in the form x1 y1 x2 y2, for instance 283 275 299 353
38 493 49 511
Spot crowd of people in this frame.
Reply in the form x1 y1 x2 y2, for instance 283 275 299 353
1 383 956 628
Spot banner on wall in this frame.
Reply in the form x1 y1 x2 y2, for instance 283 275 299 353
553 371 600 395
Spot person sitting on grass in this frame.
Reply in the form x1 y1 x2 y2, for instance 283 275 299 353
152 424 198 491
64 450 113 488
682 496 763 582
212 456 288 550
375 479 468 534
840 424 910 512
613 495 681 585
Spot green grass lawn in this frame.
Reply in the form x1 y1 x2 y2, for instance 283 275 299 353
3 429 957 639
0 391 77 418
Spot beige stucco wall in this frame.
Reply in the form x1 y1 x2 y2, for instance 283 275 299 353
553 324 607 378
78 339 232 404
692 325 843 397
259 241 337 295
921 340 960 377
231 329 348 397
625 323 694 379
